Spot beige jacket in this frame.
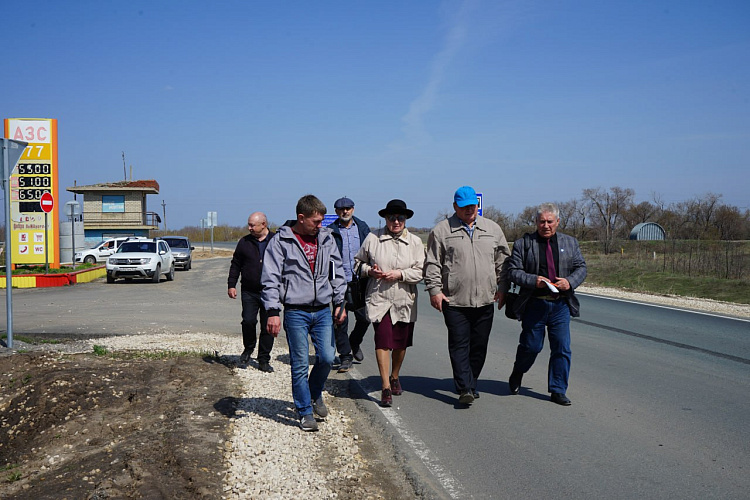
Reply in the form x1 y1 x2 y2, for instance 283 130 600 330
423 214 510 308
354 228 425 324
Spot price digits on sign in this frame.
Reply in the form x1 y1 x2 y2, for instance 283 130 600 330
17 163 52 175
16 162 53 212
18 176 51 187
18 188 51 200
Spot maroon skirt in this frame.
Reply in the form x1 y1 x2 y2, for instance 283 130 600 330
373 311 414 350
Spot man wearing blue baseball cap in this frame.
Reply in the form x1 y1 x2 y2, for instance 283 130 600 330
424 186 511 406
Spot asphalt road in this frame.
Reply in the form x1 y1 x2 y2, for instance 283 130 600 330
1 255 240 339
350 292 750 499
3 257 749 499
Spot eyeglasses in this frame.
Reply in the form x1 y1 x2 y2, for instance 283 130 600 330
386 215 406 223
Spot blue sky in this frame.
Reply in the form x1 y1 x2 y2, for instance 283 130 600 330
3 0 749 229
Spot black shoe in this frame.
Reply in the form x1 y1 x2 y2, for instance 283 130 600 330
551 392 571 406
509 371 523 395
257 362 274 373
239 349 253 365
458 390 474 405
353 347 364 362
338 358 353 373
472 390 480 399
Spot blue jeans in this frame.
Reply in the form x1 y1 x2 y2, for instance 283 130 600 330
513 298 572 394
283 308 335 416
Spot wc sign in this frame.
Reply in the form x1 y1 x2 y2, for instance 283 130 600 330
476 192 483 217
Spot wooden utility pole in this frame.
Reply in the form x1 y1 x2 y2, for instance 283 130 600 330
161 200 167 232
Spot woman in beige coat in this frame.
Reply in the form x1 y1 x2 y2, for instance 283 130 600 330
354 199 424 407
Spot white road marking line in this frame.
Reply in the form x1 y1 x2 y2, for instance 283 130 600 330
349 367 465 499
578 292 750 323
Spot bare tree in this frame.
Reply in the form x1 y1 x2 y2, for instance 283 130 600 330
582 186 635 253
482 205 513 227
674 193 723 239
557 199 588 240
434 208 452 224
713 205 749 240
623 201 659 226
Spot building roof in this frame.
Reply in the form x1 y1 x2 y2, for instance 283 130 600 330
629 222 666 240
67 180 160 194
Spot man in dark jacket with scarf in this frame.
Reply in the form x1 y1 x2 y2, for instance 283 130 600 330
228 212 275 372
506 202 587 406
328 196 372 372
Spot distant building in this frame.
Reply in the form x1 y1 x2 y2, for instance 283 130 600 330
66 180 161 245
629 222 666 241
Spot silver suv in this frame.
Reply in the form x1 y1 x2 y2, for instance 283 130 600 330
106 238 175 283
161 236 194 270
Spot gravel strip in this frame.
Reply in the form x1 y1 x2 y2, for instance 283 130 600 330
35 332 374 499
578 285 750 318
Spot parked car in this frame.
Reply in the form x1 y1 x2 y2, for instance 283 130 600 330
161 236 194 270
106 238 175 283
75 237 130 264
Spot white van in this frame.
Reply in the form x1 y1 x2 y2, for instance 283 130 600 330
75 237 130 264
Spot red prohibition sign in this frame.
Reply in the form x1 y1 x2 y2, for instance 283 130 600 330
40 192 54 213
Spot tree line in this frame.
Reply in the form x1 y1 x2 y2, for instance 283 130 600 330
470 187 750 254
155 187 749 254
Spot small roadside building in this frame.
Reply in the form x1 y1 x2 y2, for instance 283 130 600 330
629 222 666 241
66 180 161 245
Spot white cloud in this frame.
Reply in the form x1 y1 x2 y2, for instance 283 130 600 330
393 1 474 151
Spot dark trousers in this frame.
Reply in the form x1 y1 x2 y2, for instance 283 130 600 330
513 298 571 394
442 303 495 393
241 289 274 364
334 306 370 360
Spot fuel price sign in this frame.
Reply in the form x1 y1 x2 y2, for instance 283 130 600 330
4 118 60 267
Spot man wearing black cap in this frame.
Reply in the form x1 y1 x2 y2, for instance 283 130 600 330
328 196 371 372
424 186 511 406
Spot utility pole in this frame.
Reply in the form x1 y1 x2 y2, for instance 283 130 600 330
122 151 126 180
161 199 167 232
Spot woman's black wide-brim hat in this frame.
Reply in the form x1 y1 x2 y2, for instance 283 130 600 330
378 199 414 219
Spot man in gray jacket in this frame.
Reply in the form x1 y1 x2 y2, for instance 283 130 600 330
262 195 347 431
424 186 511 406
506 202 587 406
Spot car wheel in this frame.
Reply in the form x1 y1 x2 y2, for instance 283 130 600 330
84 255 96 264
166 263 175 281
152 264 161 283
186 259 191 271
106 273 115 284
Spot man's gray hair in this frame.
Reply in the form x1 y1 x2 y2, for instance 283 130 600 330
296 194 327 217
536 202 560 220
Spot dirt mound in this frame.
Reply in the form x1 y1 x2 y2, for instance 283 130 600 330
1 351 236 499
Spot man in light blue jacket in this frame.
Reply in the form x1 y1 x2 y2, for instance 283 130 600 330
262 194 347 431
